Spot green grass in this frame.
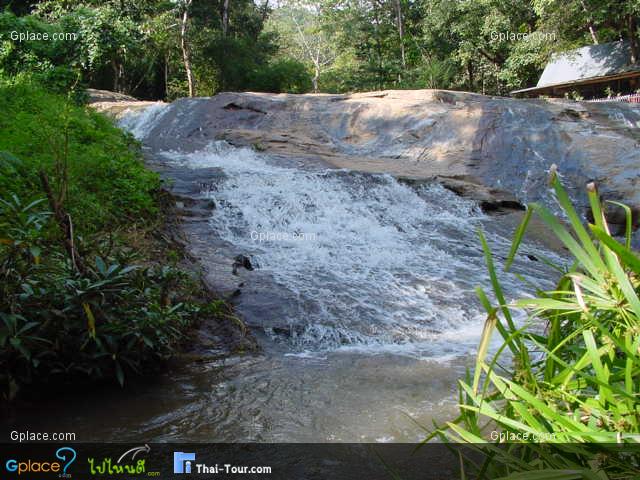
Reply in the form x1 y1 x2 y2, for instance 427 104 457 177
0 76 159 233
429 165 640 478
0 77 205 400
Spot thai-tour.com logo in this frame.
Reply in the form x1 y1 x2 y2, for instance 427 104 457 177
173 451 272 475
174 452 196 474
5 446 76 476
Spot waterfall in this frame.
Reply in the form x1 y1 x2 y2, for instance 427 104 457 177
121 102 560 360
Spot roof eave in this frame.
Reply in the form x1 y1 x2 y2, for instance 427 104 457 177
511 69 640 96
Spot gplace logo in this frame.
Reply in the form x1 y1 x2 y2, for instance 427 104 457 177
5 447 76 476
174 452 196 474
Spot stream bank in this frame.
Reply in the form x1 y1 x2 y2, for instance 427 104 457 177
9 89 634 442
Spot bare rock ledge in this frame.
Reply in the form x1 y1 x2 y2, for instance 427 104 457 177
91 88 640 235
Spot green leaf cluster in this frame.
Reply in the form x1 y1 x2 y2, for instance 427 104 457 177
430 169 640 478
0 77 160 234
0 78 204 400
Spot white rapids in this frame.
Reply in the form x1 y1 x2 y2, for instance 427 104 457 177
58 103 563 443
147 137 556 360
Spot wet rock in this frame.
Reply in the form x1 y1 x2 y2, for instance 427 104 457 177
432 176 525 214
223 102 266 114
433 91 457 105
92 89 640 233
603 202 640 235
480 200 526 213
633 230 640 251
232 254 254 275
87 88 137 103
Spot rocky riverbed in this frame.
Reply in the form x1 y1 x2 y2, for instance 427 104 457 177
93 88 640 238
55 88 638 443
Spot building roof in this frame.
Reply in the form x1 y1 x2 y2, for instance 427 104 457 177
512 41 640 95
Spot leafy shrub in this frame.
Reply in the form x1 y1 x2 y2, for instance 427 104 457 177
0 78 203 401
251 58 312 93
0 11 82 94
0 78 160 234
0 194 198 400
430 167 640 478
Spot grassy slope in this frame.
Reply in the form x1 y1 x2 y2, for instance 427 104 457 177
0 78 208 399
0 78 159 232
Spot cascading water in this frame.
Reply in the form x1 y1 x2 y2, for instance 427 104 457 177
17 102 562 442
158 140 556 360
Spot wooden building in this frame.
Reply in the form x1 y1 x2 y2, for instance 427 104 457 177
511 41 640 99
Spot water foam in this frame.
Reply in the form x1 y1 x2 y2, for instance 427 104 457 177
119 102 170 140
153 141 556 359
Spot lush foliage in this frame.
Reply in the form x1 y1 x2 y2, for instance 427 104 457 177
268 0 640 94
0 78 204 400
0 9 81 93
1 1 312 98
429 169 640 478
0 78 159 233
0 195 198 398
3 0 638 97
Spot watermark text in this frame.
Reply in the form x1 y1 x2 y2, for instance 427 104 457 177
490 31 556 43
6 31 78 42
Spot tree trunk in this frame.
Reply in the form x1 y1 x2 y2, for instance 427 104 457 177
164 53 170 99
373 9 384 90
111 59 124 93
467 61 474 91
394 0 406 70
39 170 86 276
312 63 319 93
579 0 599 44
111 60 119 93
222 0 230 36
587 24 599 44
260 0 269 22
629 15 638 64
181 0 196 97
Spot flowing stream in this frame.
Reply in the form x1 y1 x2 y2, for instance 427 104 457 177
7 104 564 443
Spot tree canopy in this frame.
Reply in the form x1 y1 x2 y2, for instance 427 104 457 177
1 0 638 98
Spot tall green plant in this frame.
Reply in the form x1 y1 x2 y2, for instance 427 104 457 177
429 165 640 479
0 194 201 399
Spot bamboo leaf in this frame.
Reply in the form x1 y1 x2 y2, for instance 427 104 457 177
605 200 633 249
82 302 96 339
494 470 592 480
531 204 604 282
589 225 640 274
505 206 533 272
473 311 497 394
550 175 606 274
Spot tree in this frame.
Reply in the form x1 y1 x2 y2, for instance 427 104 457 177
176 0 196 96
317 0 405 91
266 0 337 92
4 0 638 98
534 0 640 63
36 3 144 93
222 0 230 35
394 0 405 71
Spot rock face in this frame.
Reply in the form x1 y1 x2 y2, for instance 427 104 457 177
89 89 157 117
92 89 640 230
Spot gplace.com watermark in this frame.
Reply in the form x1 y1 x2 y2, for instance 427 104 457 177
489 430 557 442
490 31 556 43
250 231 317 242
3 30 78 42
10 430 77 442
